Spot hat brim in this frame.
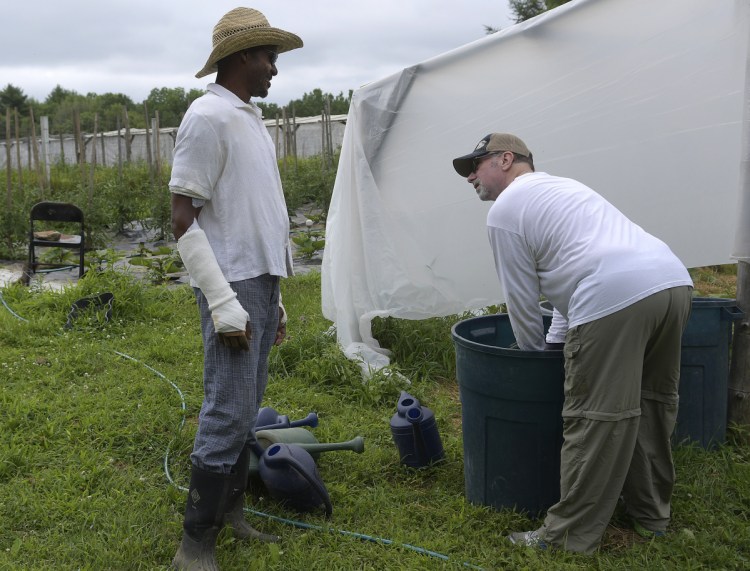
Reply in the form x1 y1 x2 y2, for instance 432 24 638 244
195 28 303 78
452 150 489 178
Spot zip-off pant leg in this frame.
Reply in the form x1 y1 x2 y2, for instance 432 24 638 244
540 286 692 553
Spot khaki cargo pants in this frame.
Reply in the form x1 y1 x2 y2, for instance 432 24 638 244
539 286 692 553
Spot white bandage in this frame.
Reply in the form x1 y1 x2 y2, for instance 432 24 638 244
177 224 248 334
279 293 287 326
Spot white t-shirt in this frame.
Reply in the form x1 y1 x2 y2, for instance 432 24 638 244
487 172 693 350
169 83 293 283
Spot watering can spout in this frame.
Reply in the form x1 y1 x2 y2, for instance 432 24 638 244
397 391 420 417
290 412 319 429
406 405 423 424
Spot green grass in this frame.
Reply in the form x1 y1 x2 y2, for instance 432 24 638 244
0 267 748 570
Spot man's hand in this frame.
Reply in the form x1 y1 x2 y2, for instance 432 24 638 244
218 321 252 350
274 305 287 346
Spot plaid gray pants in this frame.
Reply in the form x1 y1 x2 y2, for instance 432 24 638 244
190 273 280 473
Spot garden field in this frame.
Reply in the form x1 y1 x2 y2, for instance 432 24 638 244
0 261 748 570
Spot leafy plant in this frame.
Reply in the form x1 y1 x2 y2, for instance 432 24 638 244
291 218 326 261
0 153 337 263
85 248 126 273
127 242 183 284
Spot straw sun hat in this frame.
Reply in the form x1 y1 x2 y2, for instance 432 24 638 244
195 7 303 78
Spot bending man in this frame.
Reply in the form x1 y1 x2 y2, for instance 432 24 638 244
453 133 693 553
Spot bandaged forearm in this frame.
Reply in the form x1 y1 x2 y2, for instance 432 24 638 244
177 223 248 333
278 293 287 325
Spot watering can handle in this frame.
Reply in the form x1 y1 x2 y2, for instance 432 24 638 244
264 445 333 517
248 431 266 458
722 306 745 321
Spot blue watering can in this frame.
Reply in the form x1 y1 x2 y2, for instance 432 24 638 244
255 406 319 430
390 391 445 468
257 442 333 516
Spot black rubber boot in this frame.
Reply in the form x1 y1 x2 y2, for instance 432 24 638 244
172 465 232 571
223 444 280 543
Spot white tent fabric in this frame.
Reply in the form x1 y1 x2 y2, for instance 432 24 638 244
322 0 750 370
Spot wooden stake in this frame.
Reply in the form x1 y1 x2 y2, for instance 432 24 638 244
321 107 326 172
4 109 11 253
75 109 86 188
123 106 132 163
29 107 43 193
117 115 123 183
729 260 750 439
281 107 288 173
5 108 11 212
40 116 51 188
143 102 154 191
292 105 298 172
275 112 280 158
153 112 161 181
89 113 98 208
14 109 22 191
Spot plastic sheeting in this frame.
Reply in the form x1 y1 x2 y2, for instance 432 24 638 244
322 0 750 370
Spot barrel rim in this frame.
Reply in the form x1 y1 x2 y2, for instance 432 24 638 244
690 296 737 307
451 314 563 358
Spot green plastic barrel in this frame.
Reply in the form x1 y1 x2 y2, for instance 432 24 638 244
675 297 743 449
451 314 564 515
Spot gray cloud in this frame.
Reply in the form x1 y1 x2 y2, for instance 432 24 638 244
1 0 512 104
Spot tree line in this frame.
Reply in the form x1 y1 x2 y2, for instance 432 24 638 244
0 83 353 136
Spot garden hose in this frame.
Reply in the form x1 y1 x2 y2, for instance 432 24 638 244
0 288 485 570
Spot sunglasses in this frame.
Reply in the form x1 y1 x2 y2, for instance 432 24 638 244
472 152 503 173
263 48 279 66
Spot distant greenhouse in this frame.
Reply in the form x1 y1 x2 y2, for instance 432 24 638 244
0 113 347 170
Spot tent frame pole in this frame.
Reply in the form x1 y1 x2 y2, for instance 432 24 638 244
729 260 750 439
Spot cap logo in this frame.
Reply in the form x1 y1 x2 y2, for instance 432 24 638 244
474 136 491 151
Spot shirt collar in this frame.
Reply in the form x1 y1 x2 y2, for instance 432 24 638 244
206 83 262 116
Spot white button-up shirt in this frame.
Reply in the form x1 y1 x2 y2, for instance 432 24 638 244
170 83 293 283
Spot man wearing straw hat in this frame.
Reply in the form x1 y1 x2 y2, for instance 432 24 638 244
169 7 302 569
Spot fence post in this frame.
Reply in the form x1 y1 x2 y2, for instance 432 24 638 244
14 109 22 191
40 116 51 188
144 102 154 191
117 115 123 183
153 113 161 181
74 110 86 188
5 108 11 211
89 113 98 210
4 109 11 254
729 261 750 441
100 124 106 167
275 112 280 158
292 104 298 172
123 106 132 163
281 107 288 173
29 107 44 194
58 132 65 165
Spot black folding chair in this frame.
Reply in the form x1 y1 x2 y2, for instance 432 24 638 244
28 202 85 278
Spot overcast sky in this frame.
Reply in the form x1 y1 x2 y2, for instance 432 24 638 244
1 1 514 106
